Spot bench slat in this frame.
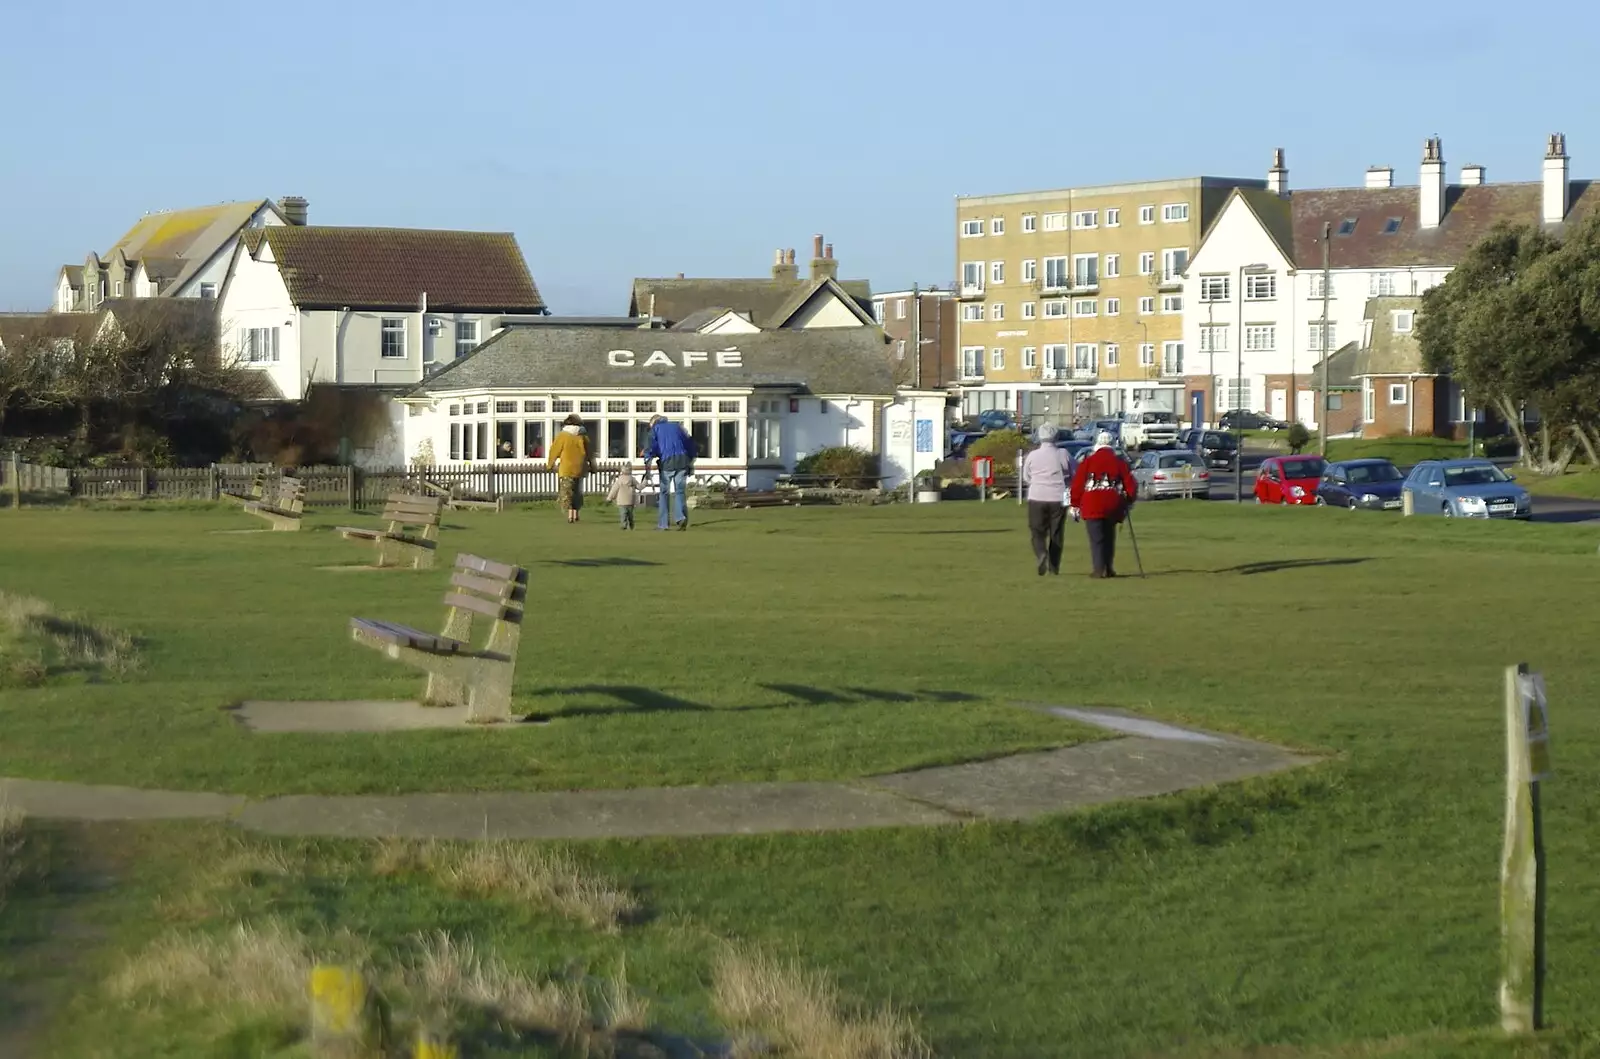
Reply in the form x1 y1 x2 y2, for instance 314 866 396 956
456 553 519 580
350 617 460 653
441 592 514 621
384 496 442 510
382 511 441 526
450 571 512 597
336 526 383 540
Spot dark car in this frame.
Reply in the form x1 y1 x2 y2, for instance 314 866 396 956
1218 410 1288 431
1179 429 1240 470
977 409 1018 432
1317 459 1405 510
1055 439 1092 465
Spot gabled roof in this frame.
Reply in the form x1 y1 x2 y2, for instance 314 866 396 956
0 312 103 349
628 276 873 328
1309 341 1362 390
409 324 896 397
58 265 84 288
241 226 544 312
109 200 279 294
1359 295 1426 376
767 277 879 328
669 307 735 332
139 257 186 282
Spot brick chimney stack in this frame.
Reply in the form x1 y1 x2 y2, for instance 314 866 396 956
772 247 799 281
810 234 839 281
278 196 309 225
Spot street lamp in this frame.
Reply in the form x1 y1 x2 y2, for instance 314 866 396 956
1236 263 1270 504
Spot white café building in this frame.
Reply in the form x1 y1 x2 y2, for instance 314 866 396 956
399 321 947 491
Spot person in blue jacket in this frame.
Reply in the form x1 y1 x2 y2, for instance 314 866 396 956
642 414 696 530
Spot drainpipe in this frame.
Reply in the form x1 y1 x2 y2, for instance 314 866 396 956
334 306 347 385
419 291 428 383
1408 373 1417 436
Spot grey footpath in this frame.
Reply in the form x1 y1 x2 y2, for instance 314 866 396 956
0 707 1318 841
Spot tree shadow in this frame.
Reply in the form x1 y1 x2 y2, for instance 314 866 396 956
903 528 1012 536
539 557 663 567
759 683 853 705
1218 557 1373 575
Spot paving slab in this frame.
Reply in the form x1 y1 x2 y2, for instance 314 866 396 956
238 781 959 840
230 700 477 733
0 777 244 822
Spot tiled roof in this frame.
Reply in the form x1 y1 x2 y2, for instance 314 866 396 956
1309 342 1362 390
111 200 275 293
1360 296 1426 376
1287 182 1599 270
140 257 186 281
629 277 873 328
59 265 84 288
0 312 101 348
669 307 736 332
246 227 544 312
410 323 895 397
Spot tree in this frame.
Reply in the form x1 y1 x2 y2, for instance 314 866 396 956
1419 213 1600 472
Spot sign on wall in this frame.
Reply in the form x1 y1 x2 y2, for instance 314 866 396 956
915 419 934 453
607 349 744 368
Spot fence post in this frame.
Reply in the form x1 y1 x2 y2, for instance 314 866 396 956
346 465 358 511
1500 662 1550 1035
137 466 150 498
310 965 385 1057
487 463 497 501
208 464 220 501
6 451 19 510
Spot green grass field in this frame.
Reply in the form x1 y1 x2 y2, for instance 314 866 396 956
3 499 1599 1057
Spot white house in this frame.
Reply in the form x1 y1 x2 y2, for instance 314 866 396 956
214 224 545 405
1181 135 1597 434
397 322 946 492
54 197 300 314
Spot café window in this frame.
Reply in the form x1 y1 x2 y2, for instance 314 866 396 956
449 423 461 460
635 400 657 413
461 421 475 461
690 420 713 460
495 421 517 458
448 404 460 416
718 420 740 459
607 400 629 413
475 423 489 461
692 399 713 413
663 400 685 414
750 410 781 461
607 420 629 459
634 421 653 457
719 400 741 413
523 400 545 413
523 421 545 458
552 399 573 413
580 400 602 414
495 401 516 414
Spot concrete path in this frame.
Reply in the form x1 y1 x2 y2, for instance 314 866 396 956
0 707 1317 841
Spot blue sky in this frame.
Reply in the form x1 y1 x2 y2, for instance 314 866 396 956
2 0 1595 313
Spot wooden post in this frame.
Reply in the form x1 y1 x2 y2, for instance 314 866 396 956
208 464 220 501
310 965 385 1057
1500 663 1549 1034
346 465 358 511
137 466 150 498
6 451 20 510
487 463 497 501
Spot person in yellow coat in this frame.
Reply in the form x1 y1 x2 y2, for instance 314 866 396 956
547 413 593 523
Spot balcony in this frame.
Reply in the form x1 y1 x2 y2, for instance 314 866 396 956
1039 367 1069 384
1158 271 1184 292
1158 360 1185 381
960 366 986 382
958 284 986 301
1070 365 1099 382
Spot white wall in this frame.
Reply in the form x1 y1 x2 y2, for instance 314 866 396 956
170 205 284 299
217 244 302 400
787 397 874 463
298 309 502 388
880 392 948 490
788 292 865 329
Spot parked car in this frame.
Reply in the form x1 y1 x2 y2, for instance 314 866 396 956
1254 455 1327 505
1219 410 1289 431
1179 429 1240 470
977 409 1019 433
1317 459 1406 510
1055 439 1092 465
1082 417 1124 442
1133 449 1211 500
1402 459 1533 519
1121 410 1181 451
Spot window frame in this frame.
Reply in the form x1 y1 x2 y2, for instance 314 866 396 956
1104 254 1120 278
1244 324 1276 351
455 319 480 358
1138 205 1156 225
1388 383 1408 405
990 217 1005 235
1105 207 1120 227
1072 210 1098 230
1199 275 1230 302
990 347 1006 370
1161 202 1190 223
1021 213 1037 233
1022 346 1037 369
1021 302 1036 320
991 260 1005 284
1104 342 1119 367
1072 298 1097 318
1104 297 1120 316
1160 294 1183 314
380 317 407 359
1138 297 1155 316
961 219 985 237
1393 309 1415 333
1138 252 1155 276
1244 273 1277 301
1021 259 1037 282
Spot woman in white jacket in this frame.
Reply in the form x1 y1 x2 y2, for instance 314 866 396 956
1020 424 1074 576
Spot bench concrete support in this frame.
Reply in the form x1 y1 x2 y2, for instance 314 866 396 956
241 477 305 531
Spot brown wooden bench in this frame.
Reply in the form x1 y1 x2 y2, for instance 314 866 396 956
725 489 797 509
421 478 505 513
241 476 305 531
336 493 443 569
221 473 269 508
348 553 526 723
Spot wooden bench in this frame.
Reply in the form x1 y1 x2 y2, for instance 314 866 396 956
241 476 306 530
421 478 505 513
725 489 798 509
336 493 443 569
349 553 526 723
221 473 269 507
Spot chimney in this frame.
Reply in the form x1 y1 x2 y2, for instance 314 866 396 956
772 247 798 281
810 234 839 281
1365 166 1394 189
1266 148 1288 195
1543 133 1570 224
1419 137 1445 230
1460 164 1486 187
278 196 309 225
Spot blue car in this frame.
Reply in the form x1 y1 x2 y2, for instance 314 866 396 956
1402 458 1532 519
1316 458 1406 510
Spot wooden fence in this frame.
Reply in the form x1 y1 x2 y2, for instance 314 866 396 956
3 454 645 510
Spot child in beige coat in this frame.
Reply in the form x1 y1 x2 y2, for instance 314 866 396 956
606 464 639 529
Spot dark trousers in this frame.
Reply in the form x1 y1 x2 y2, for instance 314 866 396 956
1085 518 1118 577
1027 501 1066 573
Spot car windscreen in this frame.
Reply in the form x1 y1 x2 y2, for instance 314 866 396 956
1346 463 1402 484
1158 453 1200 468
1280 459 1326 479
1444 464 1511 486
1141 412 1176 424
1204 434 1236 448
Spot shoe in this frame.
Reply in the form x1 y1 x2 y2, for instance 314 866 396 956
1049 566 1060 575
676 520 688 531
1037 556 1048 577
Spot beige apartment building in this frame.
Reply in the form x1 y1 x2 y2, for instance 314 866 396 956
954 175 1263 426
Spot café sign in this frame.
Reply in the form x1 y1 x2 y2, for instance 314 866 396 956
608 348 744 368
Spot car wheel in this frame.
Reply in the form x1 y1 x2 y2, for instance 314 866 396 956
1347 497 1358 510
1315 495 1326 506
1442 503 1453 518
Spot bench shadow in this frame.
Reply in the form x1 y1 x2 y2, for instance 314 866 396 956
532 683 984 721
540 557 663 567
528 685 710 721
908 528 1011 536
1218 557 1373 575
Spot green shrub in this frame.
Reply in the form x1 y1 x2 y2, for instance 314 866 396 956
1286 423 1311 453
966 430 1031 476
794 447 881 489
1480 434 1521 459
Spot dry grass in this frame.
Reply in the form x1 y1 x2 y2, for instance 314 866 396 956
106 920 334 1018
714 945 931 1059
404 931 594 1045
0 802 24 908
374 838 641 932
0 591 139 682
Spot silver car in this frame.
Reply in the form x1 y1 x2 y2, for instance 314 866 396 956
1133 449 1212 500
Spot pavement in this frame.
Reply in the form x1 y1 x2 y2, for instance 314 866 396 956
0 706 1317 841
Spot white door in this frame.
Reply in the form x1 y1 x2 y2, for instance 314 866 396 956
1296 390 1316 428
1270 389 1287 420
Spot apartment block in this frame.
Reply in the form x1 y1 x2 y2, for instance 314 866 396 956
953 175 1262 426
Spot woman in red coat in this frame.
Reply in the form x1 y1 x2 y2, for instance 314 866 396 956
1069 431 1138 578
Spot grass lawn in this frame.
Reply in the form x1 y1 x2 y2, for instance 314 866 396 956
3 498 1600 1056
1323 436 1475 464
1522 468 1600 499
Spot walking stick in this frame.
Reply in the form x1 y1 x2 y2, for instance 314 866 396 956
1123 506 1147 579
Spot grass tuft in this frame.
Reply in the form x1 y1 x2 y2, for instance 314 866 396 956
0 802 24 908
404 931 595 1045
713 945 931 1059
107 920 330 1018
0 590 139 683
376 839 642 932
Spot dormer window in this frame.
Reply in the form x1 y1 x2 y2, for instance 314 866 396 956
1337 218 1358 236
1382 217 1402 235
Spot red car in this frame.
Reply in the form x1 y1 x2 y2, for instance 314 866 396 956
1255 455 1327 505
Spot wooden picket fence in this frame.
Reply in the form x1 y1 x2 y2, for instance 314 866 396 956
3 453 642 511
